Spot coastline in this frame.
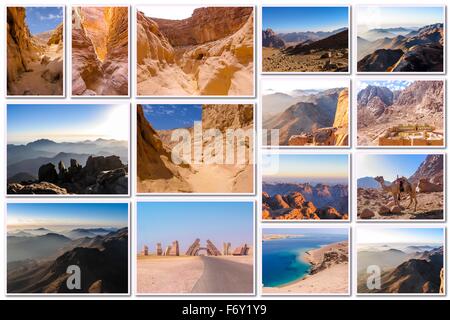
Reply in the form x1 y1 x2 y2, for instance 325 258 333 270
263 240 349 294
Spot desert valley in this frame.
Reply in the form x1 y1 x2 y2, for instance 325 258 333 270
7 104 129 195
357 227 444 294
137 202 254 294
7 203 129 294
262 154 349 220
136 6 254 96
72 6 129 96
357 80 444 146
262 7 349 72
7 7 63 96
357 6 444 72
357 154 444 220
263 79 349 146
263 228 349 294
137 104 254 194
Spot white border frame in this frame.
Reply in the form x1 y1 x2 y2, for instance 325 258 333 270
355 224 446 296
260 4 352 75
5 5 66 98
5 102 132 198
134 4 257 98
134 199 256 296
69 5 131 98
354 4 447 75
353 151 446 222
5 199 131 296
135 102 257 196
260 149 352 223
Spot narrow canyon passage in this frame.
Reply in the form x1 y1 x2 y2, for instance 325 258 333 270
72 7 128 96
7 7 63 96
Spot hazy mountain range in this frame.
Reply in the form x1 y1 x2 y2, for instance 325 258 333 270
7 227 128 293
7 138 128 179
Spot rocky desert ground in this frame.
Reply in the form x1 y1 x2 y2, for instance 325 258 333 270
358 155 444 220
72 7 129 96
136 7 254 96
7 7 63 96
262 29 348 72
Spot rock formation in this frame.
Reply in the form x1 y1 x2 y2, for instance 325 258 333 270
72 7 128 96
8 155 128 194
409 154 444 185
262 186 348 220
7 7 63 95
262 28 285 48
333 88 349 146
137 104 254 193
136 7 254 96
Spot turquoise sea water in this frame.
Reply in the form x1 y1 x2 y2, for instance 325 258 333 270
262 233 347 287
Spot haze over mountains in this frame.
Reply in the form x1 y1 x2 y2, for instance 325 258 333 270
263 27 347 47
357 23 444 72
7 138 128 180
263 86 349 146
7 227 128 293
358 244 443 293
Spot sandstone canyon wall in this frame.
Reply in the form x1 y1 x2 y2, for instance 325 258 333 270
72 7 128 96
136 7 254 96
7 7 63 95
333 88 349 146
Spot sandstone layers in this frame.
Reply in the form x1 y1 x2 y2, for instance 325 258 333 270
7 7 63 96
137 104 254 193
72 7 128 96
137 7 254 96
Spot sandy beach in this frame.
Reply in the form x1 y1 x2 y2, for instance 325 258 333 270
263 241 349 294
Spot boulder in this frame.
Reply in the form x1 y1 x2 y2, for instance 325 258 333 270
378 205 391 215
38 163 58 183
360 208 375 219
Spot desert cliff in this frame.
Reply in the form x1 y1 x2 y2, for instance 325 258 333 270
136 7 254 96
72 7 128 96
7 7 63 95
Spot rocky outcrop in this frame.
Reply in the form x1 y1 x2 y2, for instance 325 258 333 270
153 7 252 46
47 23 63 45
391 43 443 72
136 7 254 96
333 88 349 146
136 104 192 192
409 154 444 185
357 85 393 107
72 7 128 96
262 188 348 220
262 28 285 48
8 155 128 194
7 7 43 86
202 104 253 130
357 49 404 72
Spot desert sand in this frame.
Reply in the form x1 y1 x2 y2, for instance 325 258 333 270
136 7 254 96
137 256 203 294
263 241 348 294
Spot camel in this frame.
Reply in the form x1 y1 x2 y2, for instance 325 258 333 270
374 176 418 212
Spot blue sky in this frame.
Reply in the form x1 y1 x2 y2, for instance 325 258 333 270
25 7 63 35
262 154 348 184
263 6 348 33
142 104 202 130
358 80 412 92
137 202 253 252
7 104 129 144
8 203 128 231
357 6 444 31
357 154 433 181
357 227 444 244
